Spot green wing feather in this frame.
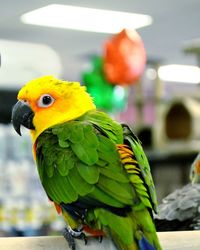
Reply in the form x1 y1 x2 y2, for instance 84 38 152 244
35 109 158 213
122 124 158 213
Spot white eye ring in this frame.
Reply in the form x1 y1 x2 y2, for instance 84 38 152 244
38 94 55 108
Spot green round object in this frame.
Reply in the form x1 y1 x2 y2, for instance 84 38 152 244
82 56 127 112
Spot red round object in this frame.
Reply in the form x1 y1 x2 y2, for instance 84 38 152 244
103 29 146 85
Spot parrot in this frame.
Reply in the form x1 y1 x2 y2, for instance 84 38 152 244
155 153 200 231
11 75 162 250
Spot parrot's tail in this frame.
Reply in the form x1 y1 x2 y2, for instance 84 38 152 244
94 207 162 250
133 209 162 250
108 208 162 250
111 230 161 250
138 235 159 250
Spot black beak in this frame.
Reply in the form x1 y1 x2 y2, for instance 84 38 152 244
11 101 35 136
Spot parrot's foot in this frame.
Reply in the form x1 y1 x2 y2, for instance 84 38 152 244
98 235 103 243
63 226 87 250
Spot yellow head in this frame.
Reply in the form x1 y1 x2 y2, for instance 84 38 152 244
12 75 96 142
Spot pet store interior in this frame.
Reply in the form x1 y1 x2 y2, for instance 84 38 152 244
0 0 200 245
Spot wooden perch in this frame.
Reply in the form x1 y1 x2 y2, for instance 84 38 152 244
1 231 200 250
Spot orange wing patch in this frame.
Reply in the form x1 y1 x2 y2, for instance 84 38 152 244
117 144 140 174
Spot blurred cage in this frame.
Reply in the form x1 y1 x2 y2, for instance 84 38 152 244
0 125 65 237
152 97 200 151
165 98 200 141
130 71 200 201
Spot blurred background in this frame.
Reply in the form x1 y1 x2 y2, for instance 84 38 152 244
0 0 200 237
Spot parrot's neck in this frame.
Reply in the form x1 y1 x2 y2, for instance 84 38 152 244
30 106 96 144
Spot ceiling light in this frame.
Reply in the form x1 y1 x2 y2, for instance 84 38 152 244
21 4 153 33
158 64 200 84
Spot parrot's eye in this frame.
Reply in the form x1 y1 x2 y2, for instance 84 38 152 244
38 94 55 108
